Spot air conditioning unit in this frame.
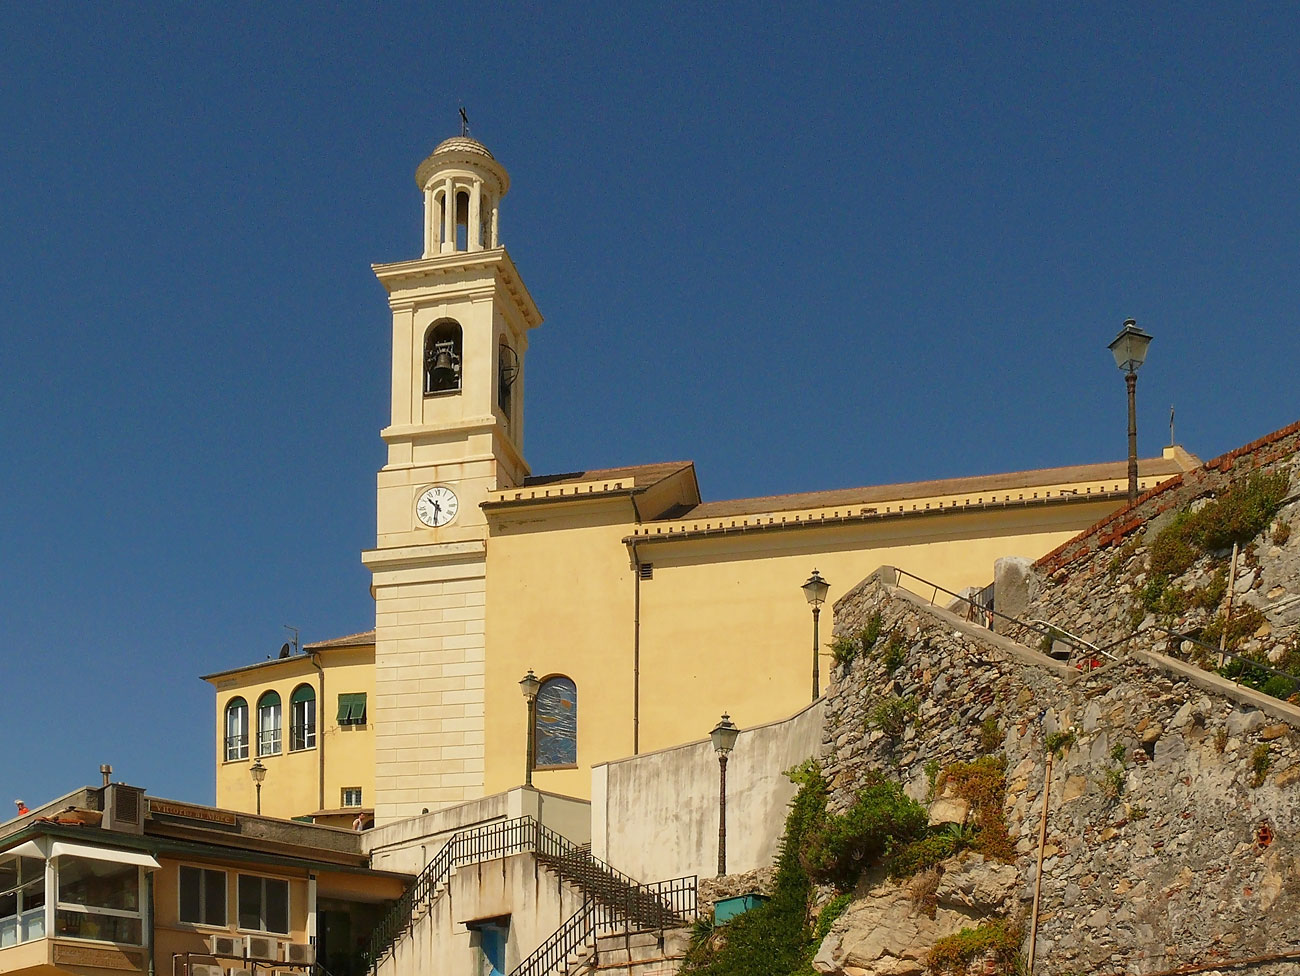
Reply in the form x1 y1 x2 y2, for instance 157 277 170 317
283 943 315 965
189 965 224 976
206 935 242 957
244 935 281 962
229 969 254 976
101 784 146 834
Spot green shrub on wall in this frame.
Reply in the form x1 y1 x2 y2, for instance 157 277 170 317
800 773 928 891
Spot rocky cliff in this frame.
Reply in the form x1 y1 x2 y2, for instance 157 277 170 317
813 570 1300 976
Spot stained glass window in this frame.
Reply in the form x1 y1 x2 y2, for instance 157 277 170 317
534 676 577 767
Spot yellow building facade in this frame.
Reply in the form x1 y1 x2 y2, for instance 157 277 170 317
208 134 1198 825
202 633 375 824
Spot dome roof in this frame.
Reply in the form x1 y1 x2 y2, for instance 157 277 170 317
431 135 495 159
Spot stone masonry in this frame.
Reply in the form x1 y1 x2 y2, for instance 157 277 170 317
817 570 1300 975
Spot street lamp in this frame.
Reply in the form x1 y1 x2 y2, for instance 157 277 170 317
1108 319 1153 506
519 669 542 788
802 569 831 700
249 759 267 816
710 713 740 876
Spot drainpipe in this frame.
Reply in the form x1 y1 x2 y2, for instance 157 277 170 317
311 651 326 814
628 493 645 756
146 871 157 976
1027 748 1054 975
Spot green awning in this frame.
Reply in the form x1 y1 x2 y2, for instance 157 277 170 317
290 684 316 705
337 693 367 724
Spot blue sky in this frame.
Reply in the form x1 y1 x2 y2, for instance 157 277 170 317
3 4 1299 808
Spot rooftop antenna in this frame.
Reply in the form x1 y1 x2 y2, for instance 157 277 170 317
1169 404 1175 447
459 105 470 138
283 625 300 657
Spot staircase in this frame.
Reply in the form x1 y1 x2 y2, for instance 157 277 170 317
364 816 696 976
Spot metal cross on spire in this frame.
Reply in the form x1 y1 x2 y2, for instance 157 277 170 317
459 106 470 138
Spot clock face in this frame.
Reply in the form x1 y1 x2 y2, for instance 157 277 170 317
415 485 459 528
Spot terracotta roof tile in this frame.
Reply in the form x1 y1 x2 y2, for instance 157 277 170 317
303 630 376 650
672 455 1187 521
520 461 694 490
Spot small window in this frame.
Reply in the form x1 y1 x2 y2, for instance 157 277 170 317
225 698 249 761
534 676 578 768
337 693 367 726
289 684 316 751
341 788 363 808
638 563 654 580
237 875 289 935
256 692 281 756
178 866 226 927
424 321 462 395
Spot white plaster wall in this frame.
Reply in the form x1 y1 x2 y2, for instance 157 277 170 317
591 700 826 882
365 787 590 875
374 851 587 976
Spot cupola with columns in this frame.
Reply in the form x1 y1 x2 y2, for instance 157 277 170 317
367 133 541 548
417 135 509 256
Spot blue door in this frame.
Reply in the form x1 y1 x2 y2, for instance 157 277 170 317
480 922 507 976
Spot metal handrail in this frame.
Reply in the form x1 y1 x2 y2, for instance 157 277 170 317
884 566 1300 696
365 816 695 974
510 875 698 976
889 567 1100 663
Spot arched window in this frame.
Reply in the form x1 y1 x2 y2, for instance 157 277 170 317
256 691 281 756
534 676 577 768
289 684 316 751
225 698 248 761
498 341 518 419
424 321 463 395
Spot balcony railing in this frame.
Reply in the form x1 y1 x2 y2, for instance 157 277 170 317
224 734 248 761
290 723 316 751
256 729 281 756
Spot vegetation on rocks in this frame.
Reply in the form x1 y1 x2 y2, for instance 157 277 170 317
830 611 885 668
801 772 929 890
1138 471 1290 617
867 695 918 738
927 917 1024 975
935 756 1014 862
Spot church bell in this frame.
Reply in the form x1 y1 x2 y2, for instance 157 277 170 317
429 341 460 388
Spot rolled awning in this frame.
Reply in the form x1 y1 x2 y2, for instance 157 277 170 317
49 841 160 871
0 840 45 860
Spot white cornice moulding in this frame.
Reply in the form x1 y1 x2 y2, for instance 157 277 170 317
361 540 487 573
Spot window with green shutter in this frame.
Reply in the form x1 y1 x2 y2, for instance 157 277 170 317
337 693 367 726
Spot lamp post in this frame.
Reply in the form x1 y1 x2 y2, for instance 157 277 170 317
519 669 541 788
1108 319 1153 506
249 759 266 816
710 713 740 876
802 569 830 700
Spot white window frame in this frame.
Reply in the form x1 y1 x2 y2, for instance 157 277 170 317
341 788 363 808
236 873 290 935
289 687 316 752
225 699 249 762
53 858 144 946
257 694 281 756
177 865 227 928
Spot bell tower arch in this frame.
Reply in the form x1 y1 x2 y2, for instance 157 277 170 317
363 134 542 822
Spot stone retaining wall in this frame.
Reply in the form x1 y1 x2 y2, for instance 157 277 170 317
819 572 1300 975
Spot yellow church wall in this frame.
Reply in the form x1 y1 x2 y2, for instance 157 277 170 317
478 494 1122 801
206 645 374 821
632 499 1120 755
482 497 639 799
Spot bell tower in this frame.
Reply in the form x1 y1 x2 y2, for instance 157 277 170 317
363 135 541 823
